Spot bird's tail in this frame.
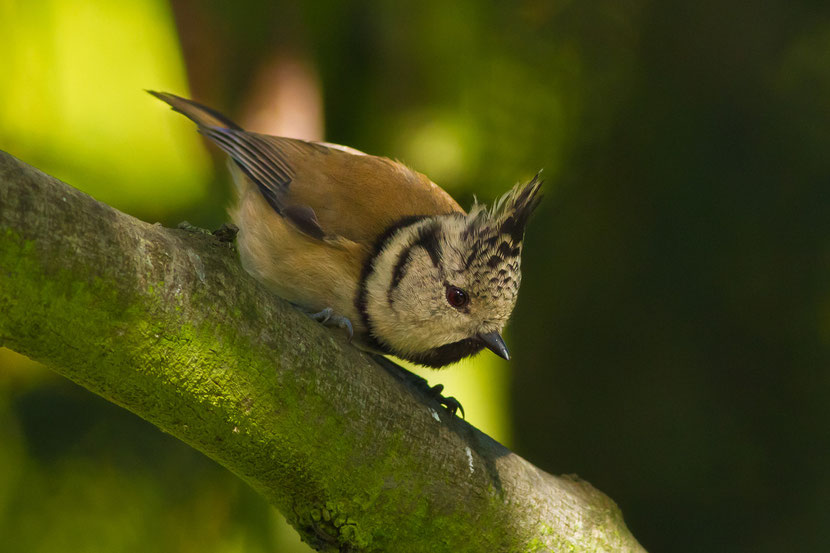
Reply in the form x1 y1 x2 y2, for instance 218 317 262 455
147 90 243 131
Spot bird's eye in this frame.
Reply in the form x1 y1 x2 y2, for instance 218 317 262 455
445 286 469 309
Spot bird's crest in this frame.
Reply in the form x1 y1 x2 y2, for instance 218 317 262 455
458 174 543 301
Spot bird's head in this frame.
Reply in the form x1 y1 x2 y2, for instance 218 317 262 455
359 175 542 367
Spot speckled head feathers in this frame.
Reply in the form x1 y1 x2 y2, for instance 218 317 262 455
461 173 543 305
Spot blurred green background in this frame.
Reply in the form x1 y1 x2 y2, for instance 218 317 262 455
1 0 828 552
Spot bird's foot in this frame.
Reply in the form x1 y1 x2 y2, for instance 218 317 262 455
212 223 239 243
370 354 464 418
178 221 238 248
425 383 464 418
307 307 354 340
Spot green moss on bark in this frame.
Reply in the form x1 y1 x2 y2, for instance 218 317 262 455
0 150 645 553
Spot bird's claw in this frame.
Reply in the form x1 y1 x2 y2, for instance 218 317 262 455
428 384 464 418
309 307 333 324
308 307 354 340
178 221 238 249
212 223 239 243
369 354 464 418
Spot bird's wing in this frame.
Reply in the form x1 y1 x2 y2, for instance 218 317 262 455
254 134 464 243
205 128 464 243
150 91 463 244
150 91 463 243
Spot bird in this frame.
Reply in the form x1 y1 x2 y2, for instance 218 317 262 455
150 91 541 369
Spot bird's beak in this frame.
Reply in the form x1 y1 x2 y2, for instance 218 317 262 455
478 331 510 361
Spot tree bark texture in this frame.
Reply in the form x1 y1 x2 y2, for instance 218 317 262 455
0 150 645 553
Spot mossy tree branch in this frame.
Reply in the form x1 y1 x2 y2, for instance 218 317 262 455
0 150 645 553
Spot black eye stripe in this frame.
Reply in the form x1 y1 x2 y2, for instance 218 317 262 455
413 223 442 268
383 220 443 307
357 214 430 353
387 244 415 305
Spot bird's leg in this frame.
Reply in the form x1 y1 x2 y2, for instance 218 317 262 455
177 221 239 248
303 306 354 340
212 223 239 243
369 354 464 418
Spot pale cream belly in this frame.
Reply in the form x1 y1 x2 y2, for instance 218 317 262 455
229 187 368 335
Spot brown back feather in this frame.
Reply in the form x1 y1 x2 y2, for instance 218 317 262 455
150 91 463 245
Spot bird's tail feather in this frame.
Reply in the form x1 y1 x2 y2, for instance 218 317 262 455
147 90 243 131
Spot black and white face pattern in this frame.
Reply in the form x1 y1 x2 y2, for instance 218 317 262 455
357 176 542 368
